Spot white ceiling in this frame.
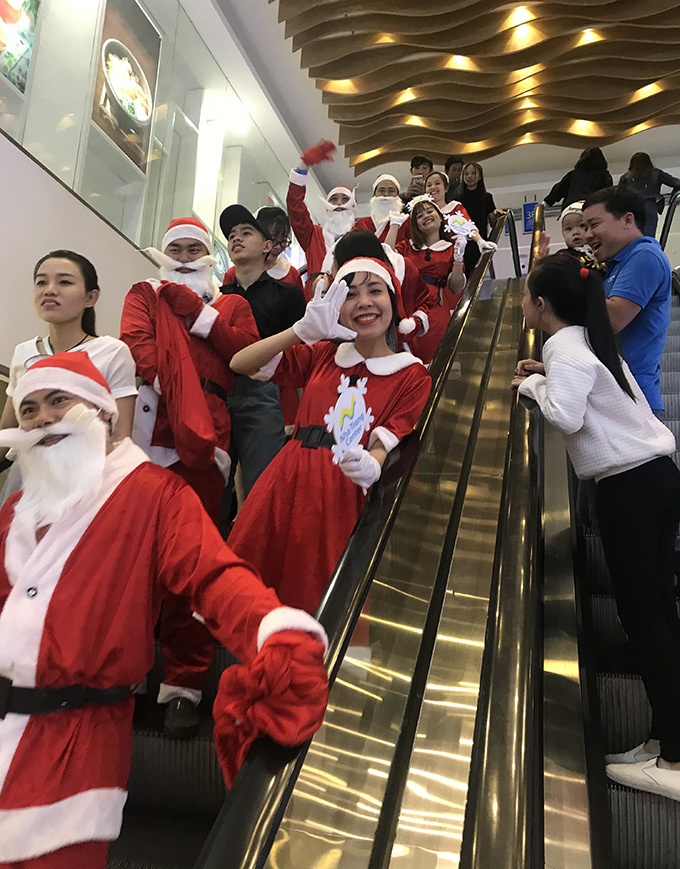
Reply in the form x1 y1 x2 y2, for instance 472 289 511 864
212 0 679 204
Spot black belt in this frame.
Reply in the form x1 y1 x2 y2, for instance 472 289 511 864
421 275 439 286
294 425 335 449
140 377 227 404
0 676 131 719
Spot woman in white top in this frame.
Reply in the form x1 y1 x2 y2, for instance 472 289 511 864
1 250 137 456
513 252 680 802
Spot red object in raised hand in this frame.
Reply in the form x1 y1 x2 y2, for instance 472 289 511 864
158 281 204 319
213 630 328 787
301 139 337 166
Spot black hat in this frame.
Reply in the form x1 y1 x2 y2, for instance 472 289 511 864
219 204 272 242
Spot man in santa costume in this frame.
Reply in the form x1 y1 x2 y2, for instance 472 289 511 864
286 138 357 298
353 174 409 245
0 353 328 869
120 217 259 738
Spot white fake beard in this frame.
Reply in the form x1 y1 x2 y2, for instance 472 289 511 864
0 409 108 530
324 208 356 237
370 196 403 226
147 249 217 302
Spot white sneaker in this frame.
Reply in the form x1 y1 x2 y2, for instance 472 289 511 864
606 759 680 801
605 743 659 765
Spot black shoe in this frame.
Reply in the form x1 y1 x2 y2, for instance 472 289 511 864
164 698 200 739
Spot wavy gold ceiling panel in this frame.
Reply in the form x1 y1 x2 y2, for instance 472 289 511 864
271 0 680 174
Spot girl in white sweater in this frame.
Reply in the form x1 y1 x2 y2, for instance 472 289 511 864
513 253 680 802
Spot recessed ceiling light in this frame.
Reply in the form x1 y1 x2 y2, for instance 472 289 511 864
506 6 535 27
570 119 603 136
405 115 426 127
633 81 663 100
577 28 604 46
445 55 478 71
321 79 357 94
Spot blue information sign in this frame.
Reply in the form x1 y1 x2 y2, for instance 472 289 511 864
523 202 536 234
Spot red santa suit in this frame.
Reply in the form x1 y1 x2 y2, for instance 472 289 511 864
0 435 327 865
353 215 410 246
222 258 304 292
396 239 463 364
228 341 431 614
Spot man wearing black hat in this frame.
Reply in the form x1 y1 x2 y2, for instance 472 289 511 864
220 204 307 496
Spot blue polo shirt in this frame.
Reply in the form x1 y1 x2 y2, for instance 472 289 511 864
604 236 671 410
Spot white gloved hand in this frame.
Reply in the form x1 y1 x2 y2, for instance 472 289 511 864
293 278 357 345
338 446 381 492
398 317 417 335
477 238 498 254
388 211 409 227
454 236 467 262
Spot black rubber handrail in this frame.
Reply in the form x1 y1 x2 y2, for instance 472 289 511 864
506 209 523 278
529 201 546 270
193 214 510 869
659 189 680 251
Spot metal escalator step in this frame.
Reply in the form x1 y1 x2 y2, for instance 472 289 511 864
660 371 680 394
609 783 680 869
596 672 650 753
126 721 225 819
583 533 612 594
590 595 627 651
659 351 680 372
662 394 680 420
107 813 214 868
667 321 680 335
664 336 680 352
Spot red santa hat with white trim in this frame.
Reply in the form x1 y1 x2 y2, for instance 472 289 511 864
161 217 213 254
325 186 357 209
13 351 119 424
372 174 401 194
334 256 413 333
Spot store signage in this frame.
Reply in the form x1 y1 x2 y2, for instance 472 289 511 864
522 202 537 234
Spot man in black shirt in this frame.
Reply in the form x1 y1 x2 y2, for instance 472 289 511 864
219 204 307 494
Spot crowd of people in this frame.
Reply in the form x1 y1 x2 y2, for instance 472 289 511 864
1 134 679 866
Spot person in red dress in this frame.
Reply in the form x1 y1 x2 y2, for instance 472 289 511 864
353 173 409 245
0 352 328 869
385 195 466 364
227 257 431 615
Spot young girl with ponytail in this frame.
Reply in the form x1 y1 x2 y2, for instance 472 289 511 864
513 252 680 801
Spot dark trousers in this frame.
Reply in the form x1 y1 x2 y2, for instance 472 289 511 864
596 456 680 760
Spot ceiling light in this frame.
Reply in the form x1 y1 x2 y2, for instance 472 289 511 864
520 98 536 109
518 132 534 144
509 23 542 49
576 28 604 46
405 115 426 127
512 76 540 96
633 81 663 100
321 78 358 94
394 88 417 105
352 147 384 164
506 6 535 27
629 121 653 135
445 54 478 71
375 33 396 44
508 63 544 84
570 119 603 136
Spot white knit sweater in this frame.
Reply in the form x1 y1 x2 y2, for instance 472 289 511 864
518 325 675 480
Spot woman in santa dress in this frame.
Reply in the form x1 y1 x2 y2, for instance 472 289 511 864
228 257 431 615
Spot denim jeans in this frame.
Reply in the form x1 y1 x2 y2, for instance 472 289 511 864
226 375 286 495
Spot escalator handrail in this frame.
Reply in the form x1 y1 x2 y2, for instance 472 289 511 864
193 214 510 869
659 189 680 251
529 201 545 271
459 322 544 869
506 209 523 278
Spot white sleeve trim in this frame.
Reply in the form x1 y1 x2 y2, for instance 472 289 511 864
251 352 283 382
152 375 162 394
189 305 219 338
257 607 329 653
369 425 400 453
413 310 429 335
289 168 308 187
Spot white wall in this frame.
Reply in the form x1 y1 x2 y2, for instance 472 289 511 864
0 132 156 365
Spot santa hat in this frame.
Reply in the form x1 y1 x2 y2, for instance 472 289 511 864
326 186 357 208
14 352 118 424
372 174 401 194
560 201 585 222
162 218 212 254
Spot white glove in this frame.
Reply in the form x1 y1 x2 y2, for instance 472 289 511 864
477 238 498 254
398 317 417 335
389 211 409 227
454 236 467 262
338 446 381 492
293 278 357 345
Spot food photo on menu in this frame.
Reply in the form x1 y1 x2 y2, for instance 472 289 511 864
0 0 41 94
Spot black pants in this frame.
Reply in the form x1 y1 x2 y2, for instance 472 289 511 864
596 456 680 760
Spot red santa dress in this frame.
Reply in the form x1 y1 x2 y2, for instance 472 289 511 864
0 440 325 864
396 239 463 364
353 215 410 246
227 342 431 614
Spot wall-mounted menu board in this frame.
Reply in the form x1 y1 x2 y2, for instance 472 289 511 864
0 0 41 94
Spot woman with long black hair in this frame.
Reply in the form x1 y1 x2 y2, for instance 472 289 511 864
513 252 680 802
544 147 613 212
619 152 680 238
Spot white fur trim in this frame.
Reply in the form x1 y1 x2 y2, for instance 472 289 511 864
0 787 126 861
441 200 462 214
289 168 308 186
13 368 118 423
214 447 231 481
334 342 423 374
368 425 400 454
162 223 211 254
152 375 162 394
257 607 328 653
267 258 291 281
413 310 429 335
383 245 406 282
131 385 178 468
373 173 400 193
157 683 202 705
335 258 395 292
398 318 416 335
251 352 283 382
189 305 219 339
328 185 356 207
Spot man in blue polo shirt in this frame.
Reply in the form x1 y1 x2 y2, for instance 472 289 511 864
583 186 671 417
